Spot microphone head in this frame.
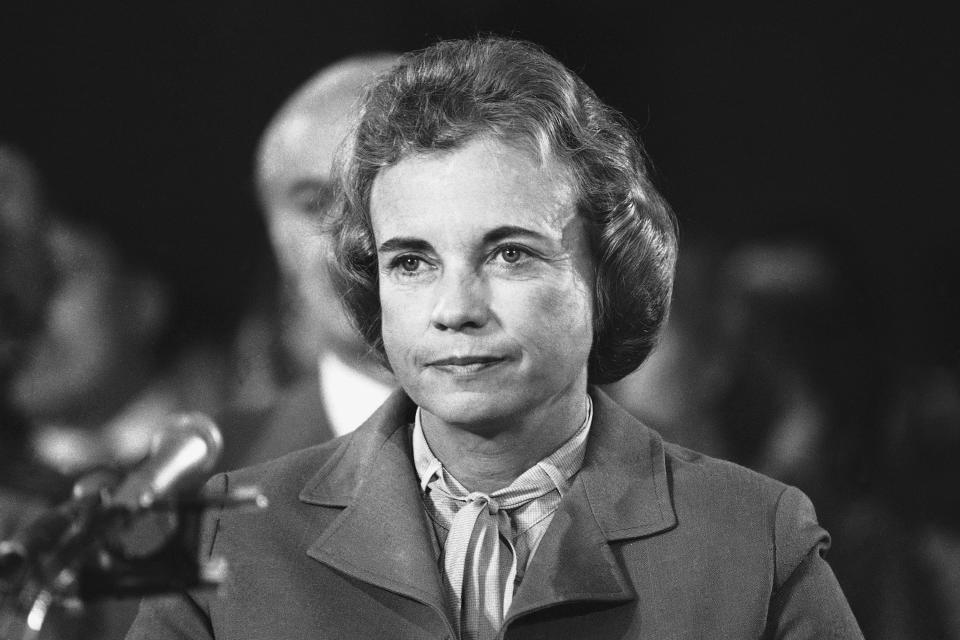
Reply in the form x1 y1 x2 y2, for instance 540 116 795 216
113 412 223 510
151 412 224 471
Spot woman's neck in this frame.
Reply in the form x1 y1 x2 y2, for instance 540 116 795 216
420 389 589 494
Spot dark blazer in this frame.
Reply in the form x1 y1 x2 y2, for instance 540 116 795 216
127 388 863 639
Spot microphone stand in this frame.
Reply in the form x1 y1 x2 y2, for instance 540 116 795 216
0 476 265 640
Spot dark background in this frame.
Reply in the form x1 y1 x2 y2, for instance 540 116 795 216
2 0 957 365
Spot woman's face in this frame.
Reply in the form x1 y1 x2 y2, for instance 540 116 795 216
370 137 595 433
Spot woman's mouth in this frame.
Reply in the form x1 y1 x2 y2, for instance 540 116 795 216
427 355 506 374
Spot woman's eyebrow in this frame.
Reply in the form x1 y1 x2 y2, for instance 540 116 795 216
377 237 433 254
482 225 549 245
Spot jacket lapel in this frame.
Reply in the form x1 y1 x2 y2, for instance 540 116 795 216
297 387 678 631
299 392 449 620
506 387 677 621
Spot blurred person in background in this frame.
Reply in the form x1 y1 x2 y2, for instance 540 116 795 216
0 145 77 640
710 242 858 495
1 168 231 640
708 237 890 545
836 364 960 639
1 139 248 638
0 145 70 532
8 212 224 477
218 54 397 471
610 236 880 508
10 217 174 475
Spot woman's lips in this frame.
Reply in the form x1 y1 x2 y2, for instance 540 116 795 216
426 355 507 374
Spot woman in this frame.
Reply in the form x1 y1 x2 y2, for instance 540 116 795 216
128 37 862 639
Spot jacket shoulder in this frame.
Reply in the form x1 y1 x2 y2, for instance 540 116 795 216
218 434 349 495
662 440 788 504
660 440 829 588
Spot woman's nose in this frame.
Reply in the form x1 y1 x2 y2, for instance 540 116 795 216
429 268 490 332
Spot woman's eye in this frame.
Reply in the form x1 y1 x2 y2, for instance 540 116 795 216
399 256 421 272
501 247 522 263
496 246 531 264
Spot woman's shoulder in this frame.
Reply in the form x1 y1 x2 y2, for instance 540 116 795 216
663 440 790 502
661 440 829 586
211 433 351 501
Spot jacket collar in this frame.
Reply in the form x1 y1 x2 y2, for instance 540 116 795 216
299 390 415 507
575 387 677 541
506 388 677 621
299 392 448 609
298 387 677 622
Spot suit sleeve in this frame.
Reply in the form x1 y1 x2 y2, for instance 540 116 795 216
125 473 228 640
764 486 864 639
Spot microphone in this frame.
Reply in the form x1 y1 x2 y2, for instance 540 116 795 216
0 413 240 609
110 412 223 510
0 414 222 580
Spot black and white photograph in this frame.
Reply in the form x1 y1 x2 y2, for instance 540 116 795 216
1 2 957 638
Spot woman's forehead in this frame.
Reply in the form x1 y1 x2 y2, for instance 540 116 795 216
369 137 578 241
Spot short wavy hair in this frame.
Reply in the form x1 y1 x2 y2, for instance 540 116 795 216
330 36 678 384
